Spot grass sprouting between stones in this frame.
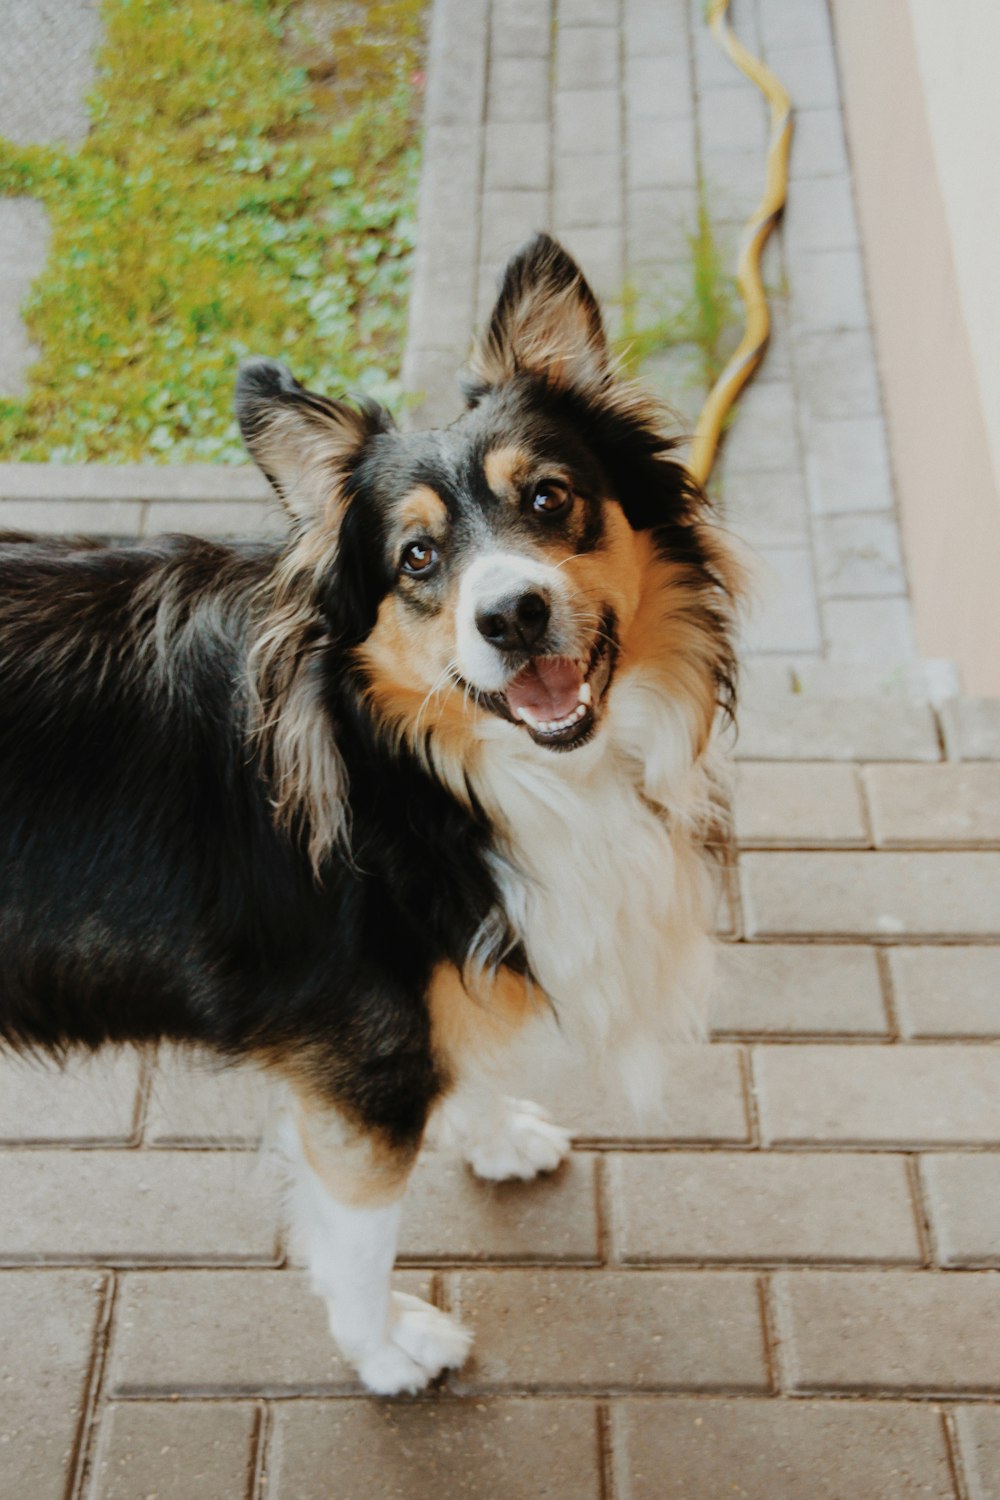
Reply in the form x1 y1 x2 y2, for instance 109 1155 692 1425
616 193 740 396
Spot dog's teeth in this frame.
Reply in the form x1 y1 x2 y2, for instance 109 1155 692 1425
520 700 591 736
578 681 592 706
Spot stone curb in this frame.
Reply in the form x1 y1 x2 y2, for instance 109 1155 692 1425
0 462 270 503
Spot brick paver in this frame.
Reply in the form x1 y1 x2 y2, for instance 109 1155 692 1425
612 1399 955 1500
0 1150 282 1264
609 1152 921 1264
0 199 50 398
755 1045 1000 1146
143 1049 273 1146
735 695 940 761
0 1271 104 1500
712 943 887 1036
774 1270 1000 1395
449 1269 770 1392
742 851 1000 938
734 761 868 845
1 3 101 395
400 1151 600 1262
110 1271 434 1397
866 763 1000 846
514 1040 751 1143
942 697 1000 760
921 1155 1000 1267
0 1050 142 1143
956 1406 1000 1500
90 1403 258 1500
268 1399 603 1500
889 947 1000 1038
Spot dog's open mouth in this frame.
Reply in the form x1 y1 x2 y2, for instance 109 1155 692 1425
501 627 616 749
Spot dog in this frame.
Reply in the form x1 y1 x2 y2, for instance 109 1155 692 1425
0 234 740 1393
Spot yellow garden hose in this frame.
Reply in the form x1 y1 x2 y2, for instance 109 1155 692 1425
688 0 793 487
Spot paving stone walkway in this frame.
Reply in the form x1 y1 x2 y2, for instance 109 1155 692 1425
404 0 918 680
6 702 1000 1499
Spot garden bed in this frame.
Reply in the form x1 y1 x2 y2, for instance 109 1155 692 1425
0 0 426 464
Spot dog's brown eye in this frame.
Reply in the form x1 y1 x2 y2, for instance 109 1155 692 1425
401 540 440 577
531 480 572 517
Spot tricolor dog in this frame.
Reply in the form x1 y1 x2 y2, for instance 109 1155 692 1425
0 235 740 1392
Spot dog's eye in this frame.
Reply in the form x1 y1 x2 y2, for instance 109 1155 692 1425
401 540 440 577
531 480 572 518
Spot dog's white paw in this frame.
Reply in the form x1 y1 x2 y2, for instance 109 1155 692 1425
465 1097 572 1181
355 1292 472 1396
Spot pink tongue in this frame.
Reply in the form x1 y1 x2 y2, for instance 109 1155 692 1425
506 656 583 720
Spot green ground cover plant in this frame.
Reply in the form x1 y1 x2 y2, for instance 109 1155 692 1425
0 0 425 462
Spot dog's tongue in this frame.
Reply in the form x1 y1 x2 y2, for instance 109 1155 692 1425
506 656 582 720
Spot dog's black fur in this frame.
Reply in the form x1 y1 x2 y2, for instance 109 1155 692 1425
0 528 505 1144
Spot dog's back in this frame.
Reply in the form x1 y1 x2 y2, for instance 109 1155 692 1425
0 532 287 1052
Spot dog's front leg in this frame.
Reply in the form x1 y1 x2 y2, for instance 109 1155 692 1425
287 1091 471 1394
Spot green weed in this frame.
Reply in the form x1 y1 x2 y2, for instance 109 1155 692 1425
615 192 739 394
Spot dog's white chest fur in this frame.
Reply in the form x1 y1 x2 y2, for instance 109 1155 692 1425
473 668 715 1093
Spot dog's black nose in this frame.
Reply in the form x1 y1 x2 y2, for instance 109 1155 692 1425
476 589 551 651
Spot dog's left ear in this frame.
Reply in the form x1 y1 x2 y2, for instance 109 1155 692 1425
464 233 609 400
236 359 391 525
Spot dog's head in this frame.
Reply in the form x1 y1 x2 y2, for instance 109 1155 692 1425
239 234 737 777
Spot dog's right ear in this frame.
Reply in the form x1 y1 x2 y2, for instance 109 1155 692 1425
236 359 391 525
463 233 609 402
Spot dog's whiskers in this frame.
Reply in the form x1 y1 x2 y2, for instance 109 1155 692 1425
413 660 460 739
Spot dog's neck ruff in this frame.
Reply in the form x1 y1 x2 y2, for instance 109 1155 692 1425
468 665 717 1105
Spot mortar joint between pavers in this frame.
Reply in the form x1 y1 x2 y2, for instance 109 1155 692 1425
909 1155 941 1270
613 0 626 295
738 1043 762 1148
873 946 903 1041
852 763 876 846
684 0 703 213
941 1405 974 1500
69 1269 118 1500
429 1267 448 1316
756 1271 785 1396
932 704 955 763
723 860 746 940
592 1150 612 1267
736 837 1000 853
250 1400 272 1500
938 704 962 764
546 0 557 208
595 1398 618 1500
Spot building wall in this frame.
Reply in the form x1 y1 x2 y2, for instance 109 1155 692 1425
829 0 1000 694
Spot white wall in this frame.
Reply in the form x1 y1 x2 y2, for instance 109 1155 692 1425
831 0 1000 694
909 0 1000 500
